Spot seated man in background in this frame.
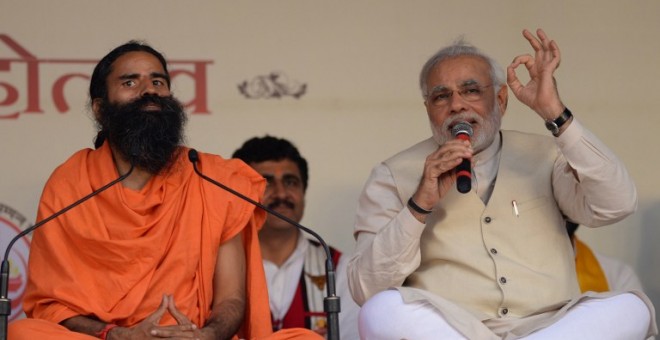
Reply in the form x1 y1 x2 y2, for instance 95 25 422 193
233 136 360 339
567 221 644 293
348 28 656 339
9 41 320 340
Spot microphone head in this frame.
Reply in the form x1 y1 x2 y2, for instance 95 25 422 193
188 149 199 163
451 122 473 137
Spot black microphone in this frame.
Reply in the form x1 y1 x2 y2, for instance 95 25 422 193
187 149 341 340
451 122 473 194
0 163 134 340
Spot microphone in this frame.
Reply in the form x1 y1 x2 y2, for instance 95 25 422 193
187 149 341 340
0 163 134 340
451 122 473 194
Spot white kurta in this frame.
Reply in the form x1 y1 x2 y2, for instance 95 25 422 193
348 119 656 338
264 231 360 339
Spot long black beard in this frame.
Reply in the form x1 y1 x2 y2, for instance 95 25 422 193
97 95 187 174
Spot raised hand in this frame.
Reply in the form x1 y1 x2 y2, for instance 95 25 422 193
507 28 565 120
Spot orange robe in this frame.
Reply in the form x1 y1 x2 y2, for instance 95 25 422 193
9 143 321 339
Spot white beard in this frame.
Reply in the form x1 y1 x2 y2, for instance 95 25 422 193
430 102 502 154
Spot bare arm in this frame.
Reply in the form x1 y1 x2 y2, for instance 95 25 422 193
60 315 106 337
202 232 247 339
149 233 247 340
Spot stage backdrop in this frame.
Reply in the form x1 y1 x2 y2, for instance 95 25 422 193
2 0 659 326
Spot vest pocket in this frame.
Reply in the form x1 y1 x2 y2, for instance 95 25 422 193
514 195 551 213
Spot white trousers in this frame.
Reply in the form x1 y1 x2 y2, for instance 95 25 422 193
358 290 651 340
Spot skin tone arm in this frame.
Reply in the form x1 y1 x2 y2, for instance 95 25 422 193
150 232 247 340
198 232 247 339
59 315 112 338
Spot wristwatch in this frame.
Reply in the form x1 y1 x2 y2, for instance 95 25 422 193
545 107 573 137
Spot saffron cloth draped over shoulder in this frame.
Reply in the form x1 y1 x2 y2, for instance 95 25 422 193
8 142 309 339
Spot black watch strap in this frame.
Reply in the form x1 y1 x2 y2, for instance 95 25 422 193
408 197 433 214
545 107 573 136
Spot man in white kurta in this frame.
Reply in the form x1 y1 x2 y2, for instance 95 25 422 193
233 136 360 340
348 29 656 339
263 231 359 340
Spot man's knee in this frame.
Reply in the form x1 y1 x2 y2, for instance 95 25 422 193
359 290 403 334
612 293 652 338
358 290 467 340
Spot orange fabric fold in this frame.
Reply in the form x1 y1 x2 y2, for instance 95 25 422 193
10 143 278 338
9 317 324 339
574 236 609 293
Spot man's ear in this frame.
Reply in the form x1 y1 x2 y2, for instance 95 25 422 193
92 98 102 120
497 85 508 116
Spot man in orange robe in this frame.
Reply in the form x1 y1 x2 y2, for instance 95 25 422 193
8 41 321 340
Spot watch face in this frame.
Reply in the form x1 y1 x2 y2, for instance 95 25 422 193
545 120 559 134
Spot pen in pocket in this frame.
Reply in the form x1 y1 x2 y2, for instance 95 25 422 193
512 200 519 217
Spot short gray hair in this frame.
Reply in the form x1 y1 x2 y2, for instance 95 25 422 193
419 37 505 98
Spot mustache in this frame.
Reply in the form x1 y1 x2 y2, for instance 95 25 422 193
442 112 484 132
267 199 295 210
121 94 183 114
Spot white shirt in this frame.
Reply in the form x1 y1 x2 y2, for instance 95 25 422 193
263 231 360 339
349 119 638 306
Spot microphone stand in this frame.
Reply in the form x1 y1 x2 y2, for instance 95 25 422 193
0 165 133 340
188 150 340 340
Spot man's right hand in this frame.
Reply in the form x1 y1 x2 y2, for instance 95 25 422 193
410 138 472 221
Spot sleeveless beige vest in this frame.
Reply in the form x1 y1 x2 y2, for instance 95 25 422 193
384 131 579 319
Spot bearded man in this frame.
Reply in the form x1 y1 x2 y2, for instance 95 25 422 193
9 41 321 340
348 29 657 339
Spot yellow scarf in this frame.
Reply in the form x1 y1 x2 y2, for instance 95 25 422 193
574 236 609 292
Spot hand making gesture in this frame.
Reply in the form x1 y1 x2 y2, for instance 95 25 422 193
507 28 566 120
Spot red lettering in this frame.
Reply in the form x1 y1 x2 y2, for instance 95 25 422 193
1 34 213 119
0 34 43 118
170 60 212 114
52 73 90 113
0 82 20 119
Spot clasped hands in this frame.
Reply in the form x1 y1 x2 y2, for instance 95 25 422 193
110 294 210 340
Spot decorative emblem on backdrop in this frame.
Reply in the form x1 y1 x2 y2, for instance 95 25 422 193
238 71 307 99
0 34 212 119
0 203 32 321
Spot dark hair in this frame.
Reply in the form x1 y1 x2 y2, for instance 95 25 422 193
89 40 170 101
90 41 170 148
232 135 309 191
566 220 580 239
